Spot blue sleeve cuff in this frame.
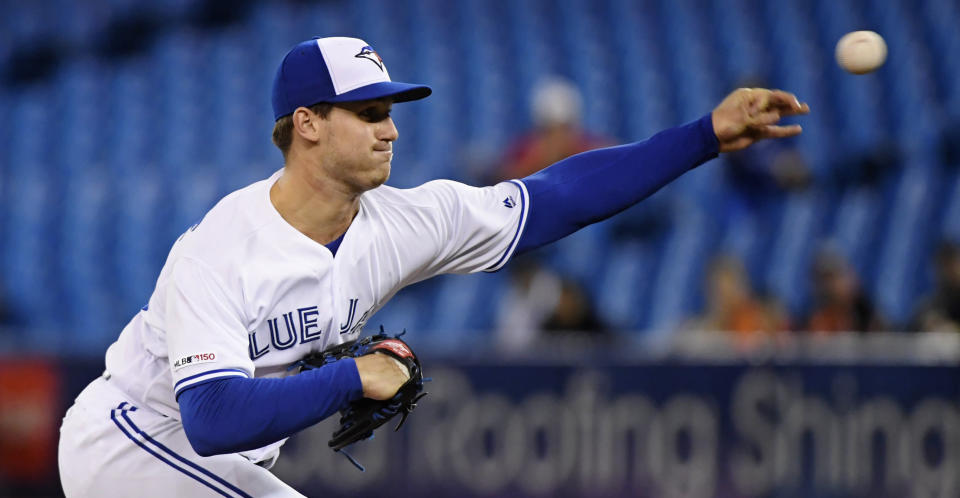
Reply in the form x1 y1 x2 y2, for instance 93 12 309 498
174 368 250 398
339 357 364 401
696 112 721 160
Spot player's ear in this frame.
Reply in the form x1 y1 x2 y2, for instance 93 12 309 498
292 106 323 144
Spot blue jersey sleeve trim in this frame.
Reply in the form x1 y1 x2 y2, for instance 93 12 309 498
484 180 529 272
174 368 250 396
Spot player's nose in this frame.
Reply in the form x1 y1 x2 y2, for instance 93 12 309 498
378 117 399 142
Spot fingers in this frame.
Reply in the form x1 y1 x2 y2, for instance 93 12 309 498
765 90 810 115
751 110 782 126
747 89 809 128
759 124 803 139
714 87 808 150
778 100 810 116
766 90 798 109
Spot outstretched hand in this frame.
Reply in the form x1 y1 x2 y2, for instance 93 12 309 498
711 88 810 153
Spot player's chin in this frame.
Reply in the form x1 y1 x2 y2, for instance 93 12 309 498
367 161 391 188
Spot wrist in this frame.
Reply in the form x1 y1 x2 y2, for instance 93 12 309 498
339 357 364 401
702 112 721 155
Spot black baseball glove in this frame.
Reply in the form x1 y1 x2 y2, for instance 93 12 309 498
294 328 427 467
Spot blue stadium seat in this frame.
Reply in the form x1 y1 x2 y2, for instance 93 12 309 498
644 200 716 331
596 240 655 331
941 171 960 242
830 186 883 281
3 0 960 340
5 3 47 49
113 171 168 313
762 190 825 319
874 164 940 324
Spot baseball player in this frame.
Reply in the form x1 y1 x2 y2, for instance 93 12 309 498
57 36 808 497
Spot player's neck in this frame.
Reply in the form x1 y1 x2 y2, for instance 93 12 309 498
269 165 360 246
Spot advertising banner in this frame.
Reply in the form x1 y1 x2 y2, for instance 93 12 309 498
273 363 960 498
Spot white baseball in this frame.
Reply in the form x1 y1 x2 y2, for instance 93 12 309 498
835 31 887 75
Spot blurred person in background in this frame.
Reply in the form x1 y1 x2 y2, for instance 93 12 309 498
683 254 790 348
495 257 563 351
492 77 612 182
495 256 607 352
913 240 960 332
496 254 561 351
492 77 612 351
805 245 886 333
541 277 606 334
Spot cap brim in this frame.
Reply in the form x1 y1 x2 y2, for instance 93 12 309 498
326 81 432 104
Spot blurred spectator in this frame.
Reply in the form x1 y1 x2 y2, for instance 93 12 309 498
683 254 789 346
541 277 606 334
491 77 612 182
805 246 886 333
495 256 607 352
491 78 612 352
913 241 960 332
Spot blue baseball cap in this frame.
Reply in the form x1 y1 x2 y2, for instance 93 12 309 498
271 37 432 121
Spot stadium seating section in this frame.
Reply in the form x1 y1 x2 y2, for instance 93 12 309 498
2 0 959 353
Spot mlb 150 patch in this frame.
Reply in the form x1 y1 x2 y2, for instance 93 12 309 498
173 353 217 371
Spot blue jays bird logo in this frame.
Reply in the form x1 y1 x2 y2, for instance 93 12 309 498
355 45 385 71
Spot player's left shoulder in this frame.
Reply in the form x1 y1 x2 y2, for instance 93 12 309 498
378 179 502 204
360 182 450 216
416 178 526 208
362 179 525 221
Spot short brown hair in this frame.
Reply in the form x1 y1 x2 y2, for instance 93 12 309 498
271 102 334 157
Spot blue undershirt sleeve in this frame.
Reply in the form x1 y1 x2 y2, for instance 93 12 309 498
177 358 363 457
515 113 719 253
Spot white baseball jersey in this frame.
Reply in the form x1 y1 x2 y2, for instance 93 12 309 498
103 169 528 420
60 171 529 496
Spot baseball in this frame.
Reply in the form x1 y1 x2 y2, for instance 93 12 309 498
835 30 887 74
